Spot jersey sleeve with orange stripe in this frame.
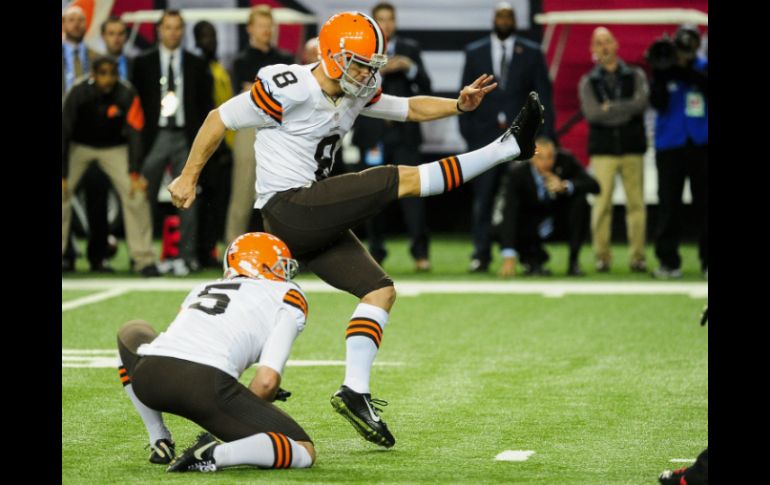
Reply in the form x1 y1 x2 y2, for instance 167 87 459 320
219 63 311 131
281 285 309 332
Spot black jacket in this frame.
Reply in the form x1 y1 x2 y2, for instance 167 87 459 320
580 61 648 155
62 78 144 177
353 36 432 152
130 48 213 158
459 36 554 149
499 151 599 248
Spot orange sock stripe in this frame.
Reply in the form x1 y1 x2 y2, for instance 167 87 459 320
441 158 455 191
437 158 451 191
278 433 292 468
346 326 382 347
267 432 283 468
449 156 463 187
118 366 130 386
347 318 383 339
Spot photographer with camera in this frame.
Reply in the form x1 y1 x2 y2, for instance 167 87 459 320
646 25 708 279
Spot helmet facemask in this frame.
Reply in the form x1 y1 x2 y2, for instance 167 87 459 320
331 47 387 98
271 256 299 281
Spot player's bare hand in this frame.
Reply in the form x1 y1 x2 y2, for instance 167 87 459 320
458 74 497 112
168 175 197 209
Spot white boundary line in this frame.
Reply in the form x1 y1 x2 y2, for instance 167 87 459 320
63 279 707 298
62 288 130 312
61 349 402 368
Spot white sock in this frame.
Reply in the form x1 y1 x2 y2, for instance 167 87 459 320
119 361 171 444
418 133 521 196
213 432 312 469
343 302 389 394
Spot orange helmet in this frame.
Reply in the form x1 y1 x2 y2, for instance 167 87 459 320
223 232 298 282
318 11 388 97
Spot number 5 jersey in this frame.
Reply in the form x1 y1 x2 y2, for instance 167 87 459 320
138 278 308 379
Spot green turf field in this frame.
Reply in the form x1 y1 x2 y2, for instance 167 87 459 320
63 236 707 281
62 240 707 484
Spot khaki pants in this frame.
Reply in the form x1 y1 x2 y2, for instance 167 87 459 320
224 127 257 243
62 144 155 269
590 154 646 264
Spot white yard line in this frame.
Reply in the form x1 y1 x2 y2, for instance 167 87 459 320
62 288 130 312
63 279 707 298
495 450 535 462
61 349 403 369
669 458 696 463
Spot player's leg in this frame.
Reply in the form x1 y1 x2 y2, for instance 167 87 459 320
398 91 544 198
168 430 314 473
295 232 397 448
116 320 175 463
260 165 401 255
131 357 314 472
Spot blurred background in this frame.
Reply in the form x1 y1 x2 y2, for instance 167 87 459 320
61 0 707 277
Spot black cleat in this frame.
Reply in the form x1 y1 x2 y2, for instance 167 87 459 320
148 438 175 465
501 91 545 160
330 385 395 448
166 432 218 472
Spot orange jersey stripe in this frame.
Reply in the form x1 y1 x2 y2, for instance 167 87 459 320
284 294 307 312
254 80 283 114
285 290 308 311
283 293 308 317
250 83 282 123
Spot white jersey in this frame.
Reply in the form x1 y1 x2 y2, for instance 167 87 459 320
218 63 409 208
138 278 308 379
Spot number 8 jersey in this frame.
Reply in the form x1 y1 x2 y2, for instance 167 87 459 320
218 63 409 209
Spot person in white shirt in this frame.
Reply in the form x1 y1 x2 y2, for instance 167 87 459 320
116 232 314 472
168 10 544 449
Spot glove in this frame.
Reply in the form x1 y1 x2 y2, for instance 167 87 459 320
274 387 292 402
